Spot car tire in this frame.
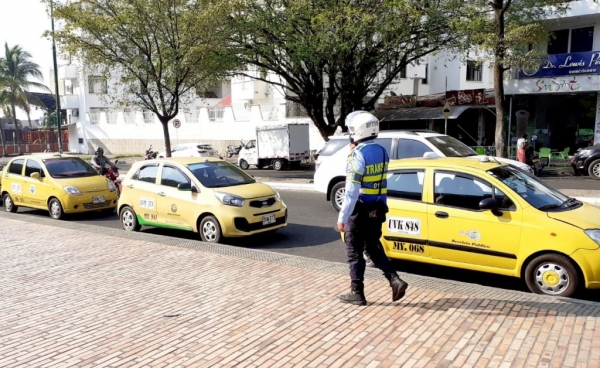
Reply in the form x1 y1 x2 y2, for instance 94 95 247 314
120 205 141 231
239 159 250 170
588 159 600 179
48 198 64 220
199 215 222 243
524 254 579 297
330 181 346 212
273 159 284 171
3 193 18 213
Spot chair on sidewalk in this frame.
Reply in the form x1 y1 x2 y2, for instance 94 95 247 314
537 147 551 167
475 147 486 155
550 147 570 166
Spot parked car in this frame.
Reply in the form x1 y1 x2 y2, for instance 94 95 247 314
571 144 600 179
1 154 118 219
117 157 287 243
157 143 221 159
314 130 534 211
342 156 600 298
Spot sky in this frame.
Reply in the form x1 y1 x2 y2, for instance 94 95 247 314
0 0 54 91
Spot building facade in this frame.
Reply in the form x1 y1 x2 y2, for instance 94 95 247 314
504 0 600 152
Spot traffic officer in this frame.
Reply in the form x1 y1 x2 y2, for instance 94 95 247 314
337 111 408 306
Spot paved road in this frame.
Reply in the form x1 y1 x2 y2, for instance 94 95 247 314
10 190 600 302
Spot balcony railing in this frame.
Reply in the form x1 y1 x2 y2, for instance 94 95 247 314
208 107 225 122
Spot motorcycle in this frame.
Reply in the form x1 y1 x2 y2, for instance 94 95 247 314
145 145 158 160
525 147 542 176
102 159 121 196
226 141 245 158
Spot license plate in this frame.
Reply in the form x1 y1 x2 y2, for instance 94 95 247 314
92 196 105 204
262 214 276 226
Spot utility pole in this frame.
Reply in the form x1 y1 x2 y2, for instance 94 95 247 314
50 0 63 153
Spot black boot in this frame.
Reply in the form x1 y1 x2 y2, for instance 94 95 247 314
339 281 367 306
390 275 408 302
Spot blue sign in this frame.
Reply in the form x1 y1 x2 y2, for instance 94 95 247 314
519 51 600 79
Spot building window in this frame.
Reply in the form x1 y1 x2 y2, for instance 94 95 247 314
548 27 594 54
88 76 107 94
422 64 428 85
571 27 594 53
466 60 482 82
400 65 407 79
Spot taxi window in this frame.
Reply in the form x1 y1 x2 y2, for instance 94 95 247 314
387 170 424 201
132 165 158 184
434 172 514 211
25 160 44 178
8 159 24 175
160 166 190 188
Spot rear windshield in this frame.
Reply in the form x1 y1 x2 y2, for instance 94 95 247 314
43 157 99 178
197 145 214 150
319 139 349 157
426 136 478 157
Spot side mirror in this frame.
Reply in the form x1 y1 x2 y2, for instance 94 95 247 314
30 172 41 180
177 183 199 193
479 198 498 210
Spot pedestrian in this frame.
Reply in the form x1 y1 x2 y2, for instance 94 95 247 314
517 134 528 163
337 111 409 306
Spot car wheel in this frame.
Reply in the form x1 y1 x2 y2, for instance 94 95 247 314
199 215 222 243
524 254 578 297
330 181 346 212
120 205 141 231
273 159 284 171
588 159 600 179
239 159 250 170
3 193 18 213
48 198 64 220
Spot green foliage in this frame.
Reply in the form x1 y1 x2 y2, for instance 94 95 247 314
46 0 240 155
226 0 468 139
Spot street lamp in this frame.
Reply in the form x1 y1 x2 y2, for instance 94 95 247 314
50 0 63 153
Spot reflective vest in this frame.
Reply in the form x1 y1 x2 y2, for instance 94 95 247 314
349 142 388 203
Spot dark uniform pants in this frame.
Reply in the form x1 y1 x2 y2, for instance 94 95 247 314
344 211 396 282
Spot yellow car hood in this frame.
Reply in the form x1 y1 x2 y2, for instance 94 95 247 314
547 202 600 230
56 175 110 193
216 182 276 199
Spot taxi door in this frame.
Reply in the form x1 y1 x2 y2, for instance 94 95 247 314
155 164 196 231
381 169 431 261
4 158 26 205
124 163 159 224
426 170 522 270
22 158 51 208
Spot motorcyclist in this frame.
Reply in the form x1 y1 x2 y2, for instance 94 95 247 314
91 147 116 175
337 110 408 306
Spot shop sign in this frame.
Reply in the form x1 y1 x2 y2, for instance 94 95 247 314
504 75 600 95
445 89 486 105
519 51 600 79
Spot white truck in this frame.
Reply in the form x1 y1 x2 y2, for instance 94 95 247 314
237 122 310 171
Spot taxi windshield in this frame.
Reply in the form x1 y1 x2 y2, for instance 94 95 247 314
43 158 99 178
187 161 256 188
487 165 575 211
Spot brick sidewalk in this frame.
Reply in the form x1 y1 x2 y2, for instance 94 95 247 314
1 216 600 368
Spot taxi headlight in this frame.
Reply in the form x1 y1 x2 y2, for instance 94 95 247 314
108 181 116 191
214 192 245 207
584 229 600 246
63 186 82 196
274 189 281 200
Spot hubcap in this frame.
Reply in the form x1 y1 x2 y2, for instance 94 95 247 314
535 262 569 295
592 163 600 177
202 220 218 242
274 161 281 170
335 188 345 209
50 201 61 218
122 210 135 230
5 197 12 211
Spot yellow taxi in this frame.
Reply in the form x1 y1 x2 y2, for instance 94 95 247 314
117 157 288 242
344 156 600 298
0 153 119 219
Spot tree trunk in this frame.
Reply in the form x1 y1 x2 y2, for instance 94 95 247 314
493 5 507 158
10 100 22 155
160 117 172 157
0 121 6 157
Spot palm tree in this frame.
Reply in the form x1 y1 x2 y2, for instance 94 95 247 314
0 42 50 155
0 90 10 155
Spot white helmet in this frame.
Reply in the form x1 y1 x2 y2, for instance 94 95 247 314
346 110 379 142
